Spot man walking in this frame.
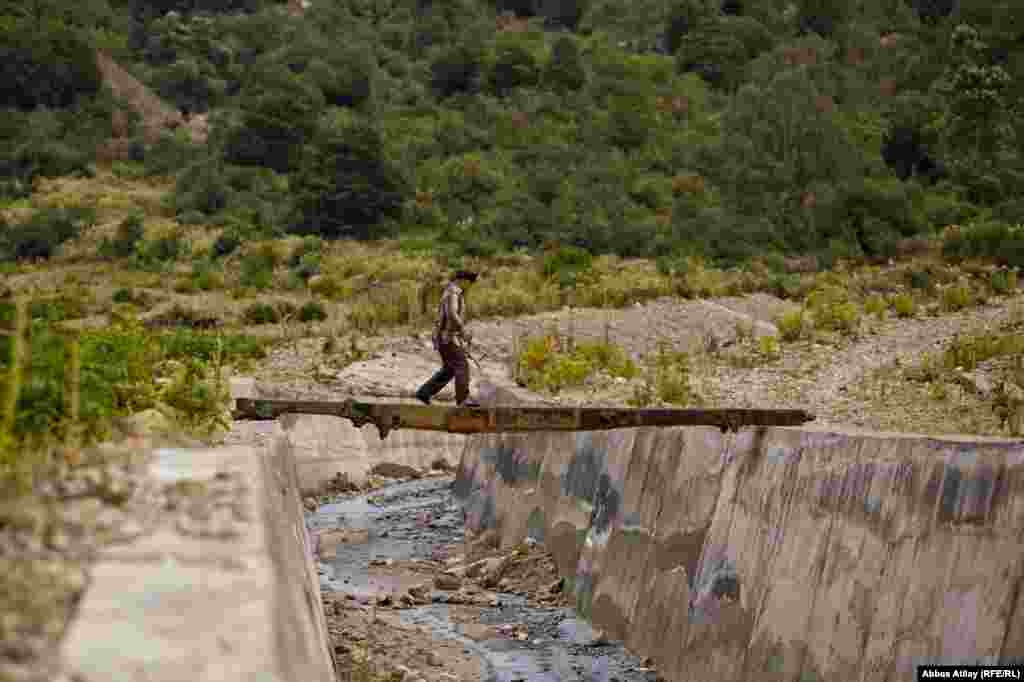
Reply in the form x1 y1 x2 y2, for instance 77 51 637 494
416 270 480 407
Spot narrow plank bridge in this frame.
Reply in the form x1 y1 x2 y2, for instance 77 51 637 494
233 398 815 439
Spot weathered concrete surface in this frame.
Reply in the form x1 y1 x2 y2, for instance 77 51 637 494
228 376 467 496
60 434 336 681
456 425 1024 681
281 413 466 495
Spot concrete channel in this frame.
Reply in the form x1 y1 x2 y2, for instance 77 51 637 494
56 399 1024 681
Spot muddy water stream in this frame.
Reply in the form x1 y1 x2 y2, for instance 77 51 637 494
309 478 660 682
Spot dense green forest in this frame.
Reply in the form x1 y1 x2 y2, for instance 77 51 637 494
2 0 1024 269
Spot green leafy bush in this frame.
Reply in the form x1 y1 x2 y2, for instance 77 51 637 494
0 22 102 110
242 301 296 325
942 221 1024 268
542 246 593 288
0 207 95 262
298 300 328 322
132 234 188 270
516 334 637 394
776 308 807 341
892 293 916 318
99 212 147 260
289 115 407 240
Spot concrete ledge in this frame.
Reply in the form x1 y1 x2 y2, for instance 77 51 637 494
60 434 335 681
457 426 1024 681
280 413 466 495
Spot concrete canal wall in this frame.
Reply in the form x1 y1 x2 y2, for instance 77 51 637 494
455 425 1024 681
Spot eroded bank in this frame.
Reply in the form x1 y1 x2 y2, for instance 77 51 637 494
455 425 1024 681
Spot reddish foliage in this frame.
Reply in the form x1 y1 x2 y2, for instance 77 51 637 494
672 174 705 195
801 191 818 209
879 33 900 49
463 158 482 178
879 78 898 97
510 111 530 129
845 46 866 66
783 46 818 66
496 12 530 32
814 95 835 114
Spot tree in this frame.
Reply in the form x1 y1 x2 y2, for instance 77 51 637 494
538 0 588 31
430 45 482 98
289 116 408 240
0 21 102 110
544 35 586 91
664 1 705 56
676 18 749 90
906 0 955 24
795 0 845 37
490 43 541 96
933 24 1017 203
223 66 324 173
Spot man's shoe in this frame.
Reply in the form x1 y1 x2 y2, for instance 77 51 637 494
415 390 431 406
458 398 481 408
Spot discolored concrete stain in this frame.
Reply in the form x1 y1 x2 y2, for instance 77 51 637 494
488 442 540 485
573 569 596 618
526 507 546 542
561 434 606 502
548 521 585 578
689 555 741 626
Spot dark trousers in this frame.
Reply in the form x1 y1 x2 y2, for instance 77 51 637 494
417 340 470 404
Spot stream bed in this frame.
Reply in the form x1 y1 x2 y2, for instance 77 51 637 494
308 478 661 682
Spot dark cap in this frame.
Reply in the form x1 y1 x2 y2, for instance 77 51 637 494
452 270 479 282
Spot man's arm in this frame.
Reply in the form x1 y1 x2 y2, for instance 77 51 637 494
450 290 470 341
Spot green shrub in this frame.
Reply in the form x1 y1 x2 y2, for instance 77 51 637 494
940 282 972 312
542 246 594 289
132 235 188 270
990 269 1019 294
864 295 887 319
0 22 102 110
906 269 932 290
516 335 636 394
242 303 279 325
191 261 224 291
0 207 95 262
212 231 241 258
242 301 298 325
298 300 328 322
776 309 807 341
892 293 916 318
99 212 146 260
629 344 696 407
239 246 278 289
942 333 1024 372
0 311 264 453
289 116 407 240
112 288 134 304
289 236 323 280
943 221 1024 268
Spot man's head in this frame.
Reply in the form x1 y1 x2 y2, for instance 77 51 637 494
451 270 479 287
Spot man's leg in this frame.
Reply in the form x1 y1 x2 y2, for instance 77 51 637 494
416 351 454 403
447 343 472 405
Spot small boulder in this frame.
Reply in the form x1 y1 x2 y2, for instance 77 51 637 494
434 573 463 591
